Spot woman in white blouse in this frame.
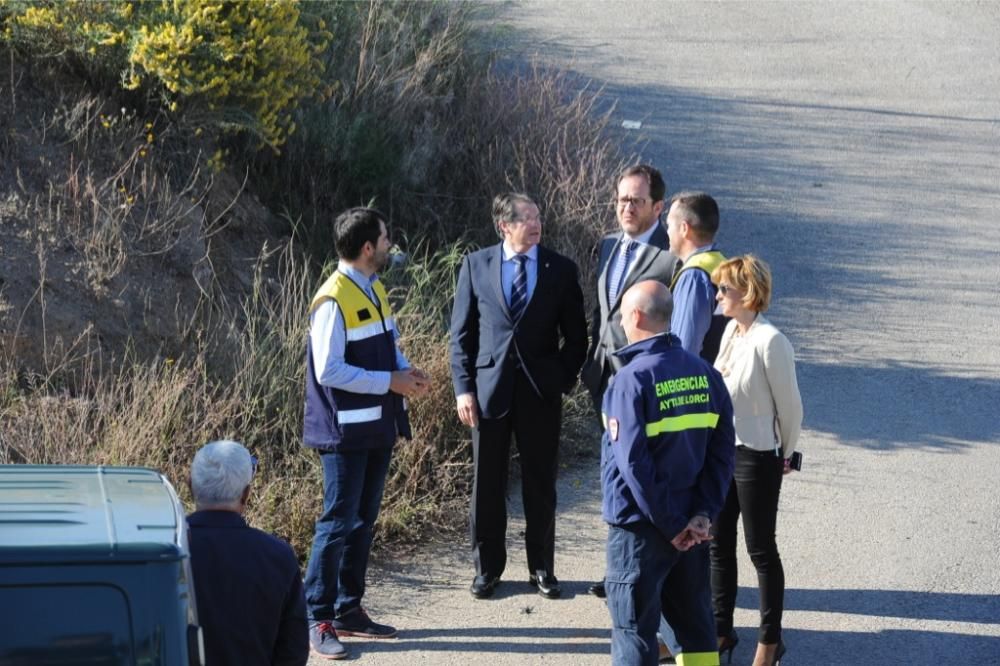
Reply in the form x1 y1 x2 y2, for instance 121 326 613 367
709 255 803 666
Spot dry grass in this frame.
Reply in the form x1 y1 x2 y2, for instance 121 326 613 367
0 1 628 557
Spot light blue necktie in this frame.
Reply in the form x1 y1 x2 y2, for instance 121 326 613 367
607 239 635 305
509 254 528 320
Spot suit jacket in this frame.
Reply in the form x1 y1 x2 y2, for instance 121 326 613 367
450 243 588 419
581 222 679 402
187 511 308 666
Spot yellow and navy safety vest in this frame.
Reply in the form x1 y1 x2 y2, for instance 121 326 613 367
670 249 729 363
303 271 411 451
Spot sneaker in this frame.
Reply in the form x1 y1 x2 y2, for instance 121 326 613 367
309 621 348 660
332 607 398 638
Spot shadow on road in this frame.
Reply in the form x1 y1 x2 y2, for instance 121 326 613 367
720 626 1000 666
739 586 1000 624
497 56 1000 457
340 627 610 655
797 360 1000 450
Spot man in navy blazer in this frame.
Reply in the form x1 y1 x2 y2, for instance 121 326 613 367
450 192 587 600
187 440 309 665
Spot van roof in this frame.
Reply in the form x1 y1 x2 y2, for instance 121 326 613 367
0 465 186 564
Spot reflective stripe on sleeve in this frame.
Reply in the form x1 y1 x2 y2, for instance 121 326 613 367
336 406 383 424
345 319 390 342
644 412 720 437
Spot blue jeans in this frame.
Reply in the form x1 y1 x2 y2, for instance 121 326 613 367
606 522 718 666
304 446 393 620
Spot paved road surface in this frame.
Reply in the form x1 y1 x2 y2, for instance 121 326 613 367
310 2 1000 663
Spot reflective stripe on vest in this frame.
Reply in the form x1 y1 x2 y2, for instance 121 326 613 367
337 406 383 424
645 412 720 437
345 317 396 343
669 250 726 289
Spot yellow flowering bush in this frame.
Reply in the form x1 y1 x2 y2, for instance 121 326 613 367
1 0 329 150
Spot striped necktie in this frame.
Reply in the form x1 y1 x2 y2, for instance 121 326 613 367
608 239 636 305
510 254 528 320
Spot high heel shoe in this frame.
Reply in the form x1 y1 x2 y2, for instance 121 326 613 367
753 640 786 666
717 630 739 664
772 641 786 666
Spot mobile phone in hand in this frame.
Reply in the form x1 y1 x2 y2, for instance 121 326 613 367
787 451 803 471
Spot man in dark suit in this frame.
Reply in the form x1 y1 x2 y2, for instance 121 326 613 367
450 192 587 600
581 164 680 415
187 440 309 666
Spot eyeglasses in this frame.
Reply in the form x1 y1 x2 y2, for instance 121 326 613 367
718 284 739 296
616 196 647 208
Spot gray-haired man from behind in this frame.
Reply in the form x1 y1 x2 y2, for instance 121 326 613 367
187 440 309 666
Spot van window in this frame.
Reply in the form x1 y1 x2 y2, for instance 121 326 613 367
0 584 134 665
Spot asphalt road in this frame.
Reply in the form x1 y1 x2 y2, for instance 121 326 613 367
310 2 1000 664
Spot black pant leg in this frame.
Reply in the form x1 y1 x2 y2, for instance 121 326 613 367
470 413 513 579
709 477 741 636
512 371 561 575
736 448 785 644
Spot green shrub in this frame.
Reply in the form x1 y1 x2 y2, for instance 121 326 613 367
1 0 329 149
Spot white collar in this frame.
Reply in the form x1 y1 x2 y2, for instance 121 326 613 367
623 221 659 246
502 243 539 261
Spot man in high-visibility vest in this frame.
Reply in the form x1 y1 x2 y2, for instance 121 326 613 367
302 207 431 660
665 192 727 363
602 280 735 666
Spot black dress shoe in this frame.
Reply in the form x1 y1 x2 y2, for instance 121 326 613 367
528 571 561 599
588 581 606 598
469 575 500 599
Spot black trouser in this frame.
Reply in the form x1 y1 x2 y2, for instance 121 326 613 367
470 371 561 579
710 446 785 644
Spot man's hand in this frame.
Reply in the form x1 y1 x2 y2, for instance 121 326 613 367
456 392 479 428
390 368 431 399
670 515 713 552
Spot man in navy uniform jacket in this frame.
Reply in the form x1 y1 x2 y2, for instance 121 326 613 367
187 440 309 666
601 281 735 666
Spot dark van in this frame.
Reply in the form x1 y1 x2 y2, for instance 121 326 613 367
0 465 204 665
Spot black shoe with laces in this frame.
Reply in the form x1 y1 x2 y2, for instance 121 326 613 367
528 571 562 599
470 575 500 599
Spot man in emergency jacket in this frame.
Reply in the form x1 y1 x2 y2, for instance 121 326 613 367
601 280 735 666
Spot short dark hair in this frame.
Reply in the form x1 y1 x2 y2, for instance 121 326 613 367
334 207 386 260
617 164 666 203
492 192 536 238
669 191 719 242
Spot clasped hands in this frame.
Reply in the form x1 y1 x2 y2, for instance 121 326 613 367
390 368 432 399
671 515 712 552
